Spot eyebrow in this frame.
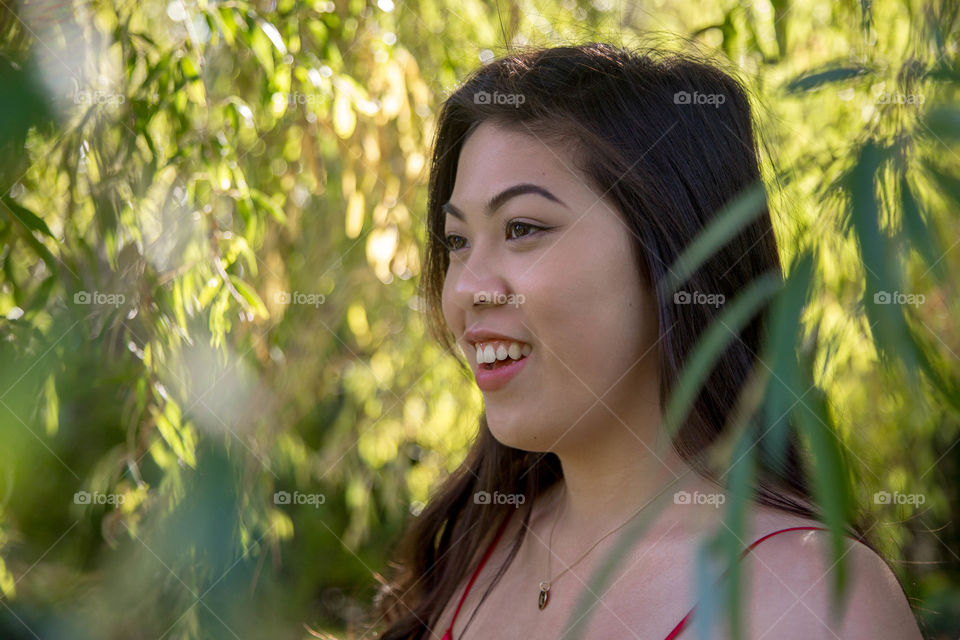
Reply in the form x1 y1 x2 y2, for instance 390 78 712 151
442 183 568 220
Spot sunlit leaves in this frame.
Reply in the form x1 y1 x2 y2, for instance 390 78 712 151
785 63 872 93
249 188 286 224
0 0 957 637
1 196 54 238
0 538 14 599
661 181 768 297
662 271 782 440
228 274 269 319
151 398 198 469
899 173 946 281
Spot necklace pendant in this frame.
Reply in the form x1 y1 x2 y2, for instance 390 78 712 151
537 581 550 610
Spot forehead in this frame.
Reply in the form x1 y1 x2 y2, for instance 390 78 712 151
450 121 585 206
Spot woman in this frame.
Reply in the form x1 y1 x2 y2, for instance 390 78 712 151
371 42 922 639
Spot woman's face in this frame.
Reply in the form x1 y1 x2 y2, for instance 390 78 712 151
440 121 661 453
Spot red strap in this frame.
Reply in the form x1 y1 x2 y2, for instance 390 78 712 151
663 526 833 639
445 523 845 639
444 511 514 638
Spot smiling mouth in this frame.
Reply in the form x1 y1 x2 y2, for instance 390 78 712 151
481 354 529 370
474 341 532 369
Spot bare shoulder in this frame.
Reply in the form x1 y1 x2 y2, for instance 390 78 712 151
735 522 922 640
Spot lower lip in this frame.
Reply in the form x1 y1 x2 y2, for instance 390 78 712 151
475 353 530 391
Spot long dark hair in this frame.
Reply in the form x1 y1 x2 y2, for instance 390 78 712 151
370 42 877 640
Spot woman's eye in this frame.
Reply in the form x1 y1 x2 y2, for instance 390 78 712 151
444 234 467 252
506 220 545 240
444 222 546 253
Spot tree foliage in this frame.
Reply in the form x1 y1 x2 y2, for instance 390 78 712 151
0 0 958 638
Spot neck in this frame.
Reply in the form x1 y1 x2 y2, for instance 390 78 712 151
555 444 692 537
546 405 706 544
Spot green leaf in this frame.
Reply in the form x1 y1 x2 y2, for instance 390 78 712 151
249 22 276 76
172 278 189 330
29 275 57 311
43 373 59 437
848 143 913 370
899 174 947 282
229 275 269 319
223 234 258 276
180 55 200 79
662 181 768 296
760 250 815 473
258 20 287 56
0 556 15 598
209 287 232 349
153 400 196 468
663 271 782 439
18 221 59 274
214 7 238 46
714 428 758 640
2 196 54 238
849 147 960 413
197 276 223 310
250 189 287 224
785 63 870 93
791 371 853 615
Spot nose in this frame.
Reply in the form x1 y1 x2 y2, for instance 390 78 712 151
450 246 511 311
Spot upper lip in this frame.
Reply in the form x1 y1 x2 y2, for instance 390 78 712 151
463 327 531 347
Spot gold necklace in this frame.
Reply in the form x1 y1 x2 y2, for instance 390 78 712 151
536 470 690 611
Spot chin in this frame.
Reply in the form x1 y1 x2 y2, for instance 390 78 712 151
485 409 556 454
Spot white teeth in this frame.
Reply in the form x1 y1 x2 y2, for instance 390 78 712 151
483 344 496 363
475 340 531 364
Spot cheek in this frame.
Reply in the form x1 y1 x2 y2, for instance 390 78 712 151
440 267 462 330
440 280 454 326
526 241 648 388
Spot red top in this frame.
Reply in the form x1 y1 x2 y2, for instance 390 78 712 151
441 512 849 640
